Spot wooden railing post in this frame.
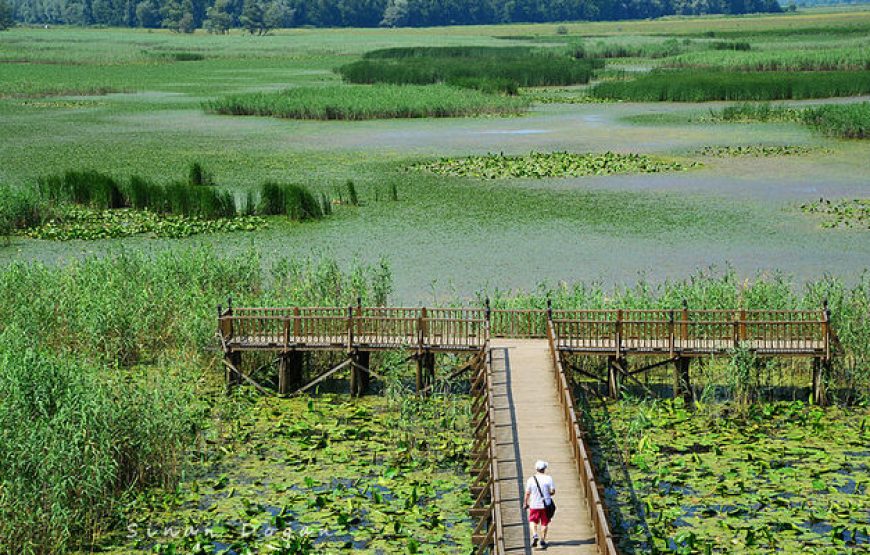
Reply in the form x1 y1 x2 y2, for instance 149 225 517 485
739 308 747 343
347 305 354 350
615 309 623 358
680 299 689 350
823 299 831 362
668 309 675 357
293 306 301 338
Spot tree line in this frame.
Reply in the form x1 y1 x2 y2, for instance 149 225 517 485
4 0 781 32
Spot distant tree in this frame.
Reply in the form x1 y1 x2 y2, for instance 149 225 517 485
264 0 294 28
205 0 234 31
0 0 13 29
379 0 407 26
240 0 266 32
135 0 161 26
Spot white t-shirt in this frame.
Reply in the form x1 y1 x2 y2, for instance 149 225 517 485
526 474 555 509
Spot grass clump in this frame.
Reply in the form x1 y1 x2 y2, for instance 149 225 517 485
591 70 870 102
706 102 870 139
340 46 602 94
413 151 695 179
802 102 870 139
0 184 54 242
38 170 236 219
204 84 528 120
257 182 324 220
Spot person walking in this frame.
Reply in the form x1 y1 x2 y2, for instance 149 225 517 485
524 459 556 550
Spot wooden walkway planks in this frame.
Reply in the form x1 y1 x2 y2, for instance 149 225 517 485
490 339 598 554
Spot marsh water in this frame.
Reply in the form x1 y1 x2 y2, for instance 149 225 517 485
4 99 869 302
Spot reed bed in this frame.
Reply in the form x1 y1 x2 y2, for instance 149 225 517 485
665 46 870 72
802 102 870 138
205 84 528 120
0 249 394 555
709 102 870 139
340 46 602 93
39 170 236 218
591 69 870 101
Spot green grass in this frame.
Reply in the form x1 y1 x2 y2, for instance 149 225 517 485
204 84 528 120
591 69 870 101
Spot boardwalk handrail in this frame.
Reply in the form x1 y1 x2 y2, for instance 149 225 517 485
219 304 831 358
547 319 619 555
470 341 504 554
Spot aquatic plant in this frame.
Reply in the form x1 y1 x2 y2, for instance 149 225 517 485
204 84 528 120
801 198 870 230
585 397 870 553
257 182 323 221
591 70 870 101
341 46 603 93
412 151 695 179
25 206 268 240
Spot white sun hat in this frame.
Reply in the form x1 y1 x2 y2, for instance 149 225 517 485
535 460 548 471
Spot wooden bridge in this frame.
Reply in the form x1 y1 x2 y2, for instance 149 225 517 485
217 301 832 554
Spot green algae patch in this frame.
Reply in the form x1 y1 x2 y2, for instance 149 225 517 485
95 393 473 554
586 398 870 553
411 151 696 179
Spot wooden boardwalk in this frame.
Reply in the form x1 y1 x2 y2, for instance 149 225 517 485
218 302 835 554
491 339 598 554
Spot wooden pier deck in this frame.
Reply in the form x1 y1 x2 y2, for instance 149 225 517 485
491 339 598 554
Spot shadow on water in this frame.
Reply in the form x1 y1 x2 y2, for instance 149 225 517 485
574 385 653 554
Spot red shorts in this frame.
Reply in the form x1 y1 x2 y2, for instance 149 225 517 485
528 508 551 526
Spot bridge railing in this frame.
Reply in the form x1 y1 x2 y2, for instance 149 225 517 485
547 319 619 555
470 342 504 554
552 308 830 357
219 304 831 357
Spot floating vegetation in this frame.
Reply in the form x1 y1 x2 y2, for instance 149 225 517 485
24 207 268 240
695 144 818 157
205 84 528 120
587 398 870 553
801 198 870 230
412 151 696 179
521 88 615 105
99 393 473 554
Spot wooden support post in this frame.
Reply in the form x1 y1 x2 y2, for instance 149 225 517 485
225 350 242 393
416 351 435 394
415 354 423 394
812 357 826 406
673 357 693 403
425 351 435 390
607 355 621 399
350 350 371 397
357 351 371 396
278 351 305 395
